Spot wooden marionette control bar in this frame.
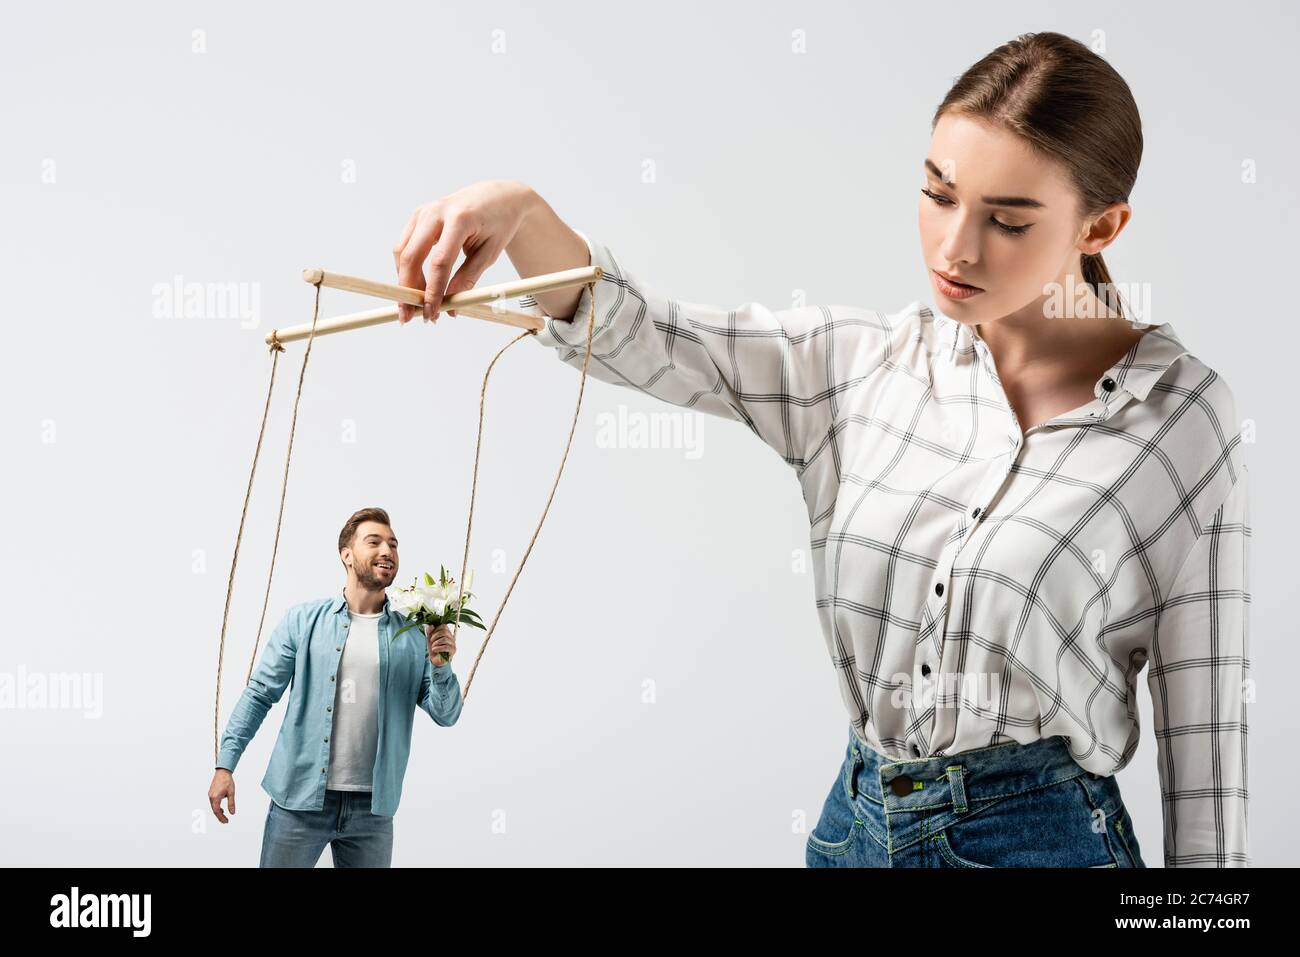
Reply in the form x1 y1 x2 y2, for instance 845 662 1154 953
264 264 603 347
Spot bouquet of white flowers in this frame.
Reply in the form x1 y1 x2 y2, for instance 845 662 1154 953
390 565 484 663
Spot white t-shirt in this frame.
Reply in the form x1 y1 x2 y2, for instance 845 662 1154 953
326 609 382 791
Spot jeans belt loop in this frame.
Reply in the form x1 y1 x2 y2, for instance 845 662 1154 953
846 744 861 800
946 764 969 814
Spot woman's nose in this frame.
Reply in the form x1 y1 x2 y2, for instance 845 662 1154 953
939 216 980 265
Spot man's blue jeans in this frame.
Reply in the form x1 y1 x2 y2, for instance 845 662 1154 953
259 789 394 867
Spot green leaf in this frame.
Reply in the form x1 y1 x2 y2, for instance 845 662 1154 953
390 621 421 642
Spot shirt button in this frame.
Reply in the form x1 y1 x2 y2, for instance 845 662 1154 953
330 675 335 681
921 663 931 677
1101 377 1116 392
321 768 326 774
935 582 944 596
891 774 915 796
971 507 981 518
910 743 921 757
326 705 332 712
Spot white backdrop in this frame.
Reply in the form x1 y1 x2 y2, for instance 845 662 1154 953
1 0 1294 866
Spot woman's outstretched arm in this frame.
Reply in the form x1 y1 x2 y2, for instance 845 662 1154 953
395 179 897 473
510 195 897 473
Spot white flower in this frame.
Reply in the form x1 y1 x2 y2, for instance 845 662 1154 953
417 583 448 616
390 588 422 616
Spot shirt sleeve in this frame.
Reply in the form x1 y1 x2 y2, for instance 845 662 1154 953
1147 465 1251 866
216 608 299 772
527 230 895 473
418 656 463 726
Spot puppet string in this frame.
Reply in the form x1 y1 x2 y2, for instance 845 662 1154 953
213 280 322 764
451 280 597 702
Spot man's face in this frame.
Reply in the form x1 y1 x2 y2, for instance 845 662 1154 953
345 521 399 589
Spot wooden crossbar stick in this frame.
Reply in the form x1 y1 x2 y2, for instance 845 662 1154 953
264 264 602 347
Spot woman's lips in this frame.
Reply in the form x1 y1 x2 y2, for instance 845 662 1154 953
932 269 985 300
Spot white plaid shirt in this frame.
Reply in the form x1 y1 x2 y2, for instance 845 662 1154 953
527 231 1251 868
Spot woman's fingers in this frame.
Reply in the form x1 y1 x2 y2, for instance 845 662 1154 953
394 182 534 324
394 204 445 323
444 239 502 318
420 216 474 322
392 208 421 322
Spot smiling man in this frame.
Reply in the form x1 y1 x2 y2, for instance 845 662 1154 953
207 507 462 867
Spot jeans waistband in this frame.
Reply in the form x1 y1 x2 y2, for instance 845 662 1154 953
847 726 1092 814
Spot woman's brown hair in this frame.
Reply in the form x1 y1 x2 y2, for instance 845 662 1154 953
932 31 1142 319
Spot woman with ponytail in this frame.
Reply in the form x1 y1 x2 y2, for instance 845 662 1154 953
395 31 1248 868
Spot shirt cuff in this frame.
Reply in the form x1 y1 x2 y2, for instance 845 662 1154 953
215 748 241 772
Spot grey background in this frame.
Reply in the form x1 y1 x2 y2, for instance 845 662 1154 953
2 0 1294 866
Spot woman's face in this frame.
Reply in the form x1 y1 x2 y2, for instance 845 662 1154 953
918 111 1126 324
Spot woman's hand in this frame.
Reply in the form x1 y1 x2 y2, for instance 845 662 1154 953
424 622 457 665
393 179 538 324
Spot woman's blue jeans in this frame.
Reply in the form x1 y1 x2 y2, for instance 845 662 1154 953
806 725 1145 868
259 789 394 868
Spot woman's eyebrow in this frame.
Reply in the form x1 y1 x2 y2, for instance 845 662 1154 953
923 158 1046 209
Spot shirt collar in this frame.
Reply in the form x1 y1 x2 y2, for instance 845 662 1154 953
331 587 392 616
932 304 1190 403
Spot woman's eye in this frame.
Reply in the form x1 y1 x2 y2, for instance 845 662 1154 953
923 188 1032 237
992 219 1031 236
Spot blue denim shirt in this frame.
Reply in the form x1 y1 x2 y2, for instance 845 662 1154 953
216 589 462 817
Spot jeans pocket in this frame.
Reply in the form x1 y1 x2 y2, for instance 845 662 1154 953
1077 772 1147 868
1110 803 1144 868
932 829 992 868
932 777 1120 868
806 769 859 863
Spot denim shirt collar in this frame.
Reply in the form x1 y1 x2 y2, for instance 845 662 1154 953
330 587 393 617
